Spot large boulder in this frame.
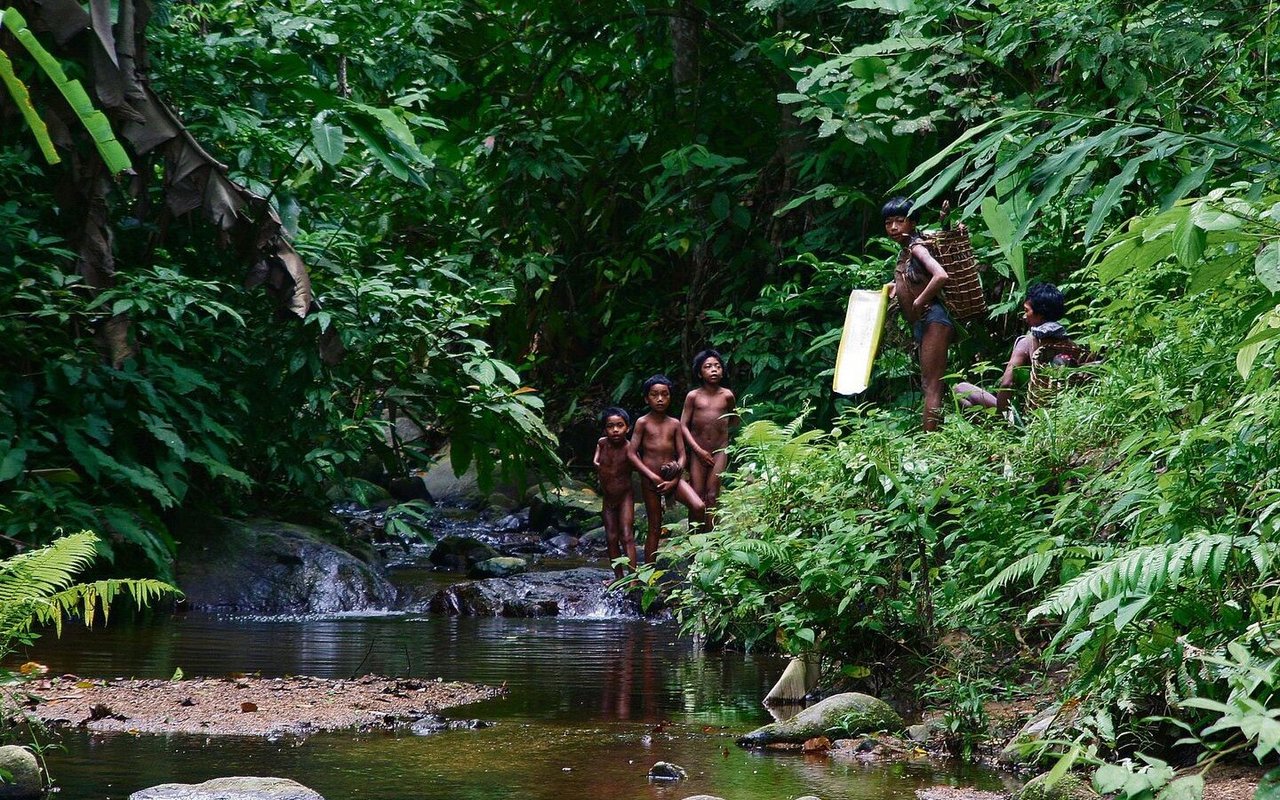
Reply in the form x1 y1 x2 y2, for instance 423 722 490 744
0 746 42 799
420 444 482 505
177 519 395 614
428 568 635 617
130 777 324 800
737 692 904 747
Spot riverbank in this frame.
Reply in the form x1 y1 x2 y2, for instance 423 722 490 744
20 674 502 737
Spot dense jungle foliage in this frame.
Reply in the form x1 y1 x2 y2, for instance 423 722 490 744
3 0 1280 789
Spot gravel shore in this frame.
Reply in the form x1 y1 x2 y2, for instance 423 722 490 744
18 674 503 737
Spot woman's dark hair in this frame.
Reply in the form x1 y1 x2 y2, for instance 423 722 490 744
1025 283 1066 321
881 196 919 221
641 374 674 396
599 406 630 427
692 348 724 380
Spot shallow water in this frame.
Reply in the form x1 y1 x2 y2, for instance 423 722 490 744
19 521 1009 800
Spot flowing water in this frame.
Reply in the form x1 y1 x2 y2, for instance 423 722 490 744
18 527 1010 800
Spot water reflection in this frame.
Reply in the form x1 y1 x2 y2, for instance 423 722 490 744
22 614 1007 800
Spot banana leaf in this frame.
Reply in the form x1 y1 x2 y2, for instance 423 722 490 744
2 6 131 173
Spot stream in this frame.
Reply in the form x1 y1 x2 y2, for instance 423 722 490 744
19 512 1011 800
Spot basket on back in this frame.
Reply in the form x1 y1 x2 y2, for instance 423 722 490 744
1026 339 1094 411
926 223 986 322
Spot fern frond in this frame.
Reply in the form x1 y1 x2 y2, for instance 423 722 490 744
955 543 1113 612
1029 534 1264 621
0 532 178 639
0 530 100 605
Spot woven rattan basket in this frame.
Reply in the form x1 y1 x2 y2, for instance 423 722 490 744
927 224 986 322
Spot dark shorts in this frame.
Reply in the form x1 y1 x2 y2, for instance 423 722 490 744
912 301 954 344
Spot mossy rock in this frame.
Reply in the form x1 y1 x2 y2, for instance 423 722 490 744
737 692 903 747
1015 773 1101 800
0 745 42 798
469 556 529 578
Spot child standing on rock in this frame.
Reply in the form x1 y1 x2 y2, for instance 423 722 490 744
594 407 638 581
680 349 737 529
629 375 706 563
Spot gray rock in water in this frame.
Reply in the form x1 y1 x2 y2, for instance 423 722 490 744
548 534 579 551
469 556 529 578
679 796 726 800
528 486 602 530
177 519 395 614
737 692 904 747
647 761 688 781
0 746 42 799
129 776 324 800
428 568 632 617
494 513 526 531
428 535 501 571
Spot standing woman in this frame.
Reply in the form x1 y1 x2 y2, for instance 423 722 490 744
883 197 951 431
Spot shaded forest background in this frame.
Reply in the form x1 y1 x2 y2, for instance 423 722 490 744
6 0 1280 782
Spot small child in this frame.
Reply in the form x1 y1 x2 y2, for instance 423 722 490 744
593 407 637 581
680 349 737 528
628 375 706 563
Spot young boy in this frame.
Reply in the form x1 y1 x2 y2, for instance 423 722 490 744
593 407 638 581
628 375 706 563
884 196 951 431
954 283 1077 412
680 349 737 528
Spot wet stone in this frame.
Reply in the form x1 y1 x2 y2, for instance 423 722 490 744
647 761 688 781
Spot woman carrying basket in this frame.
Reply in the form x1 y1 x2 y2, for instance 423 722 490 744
883 196 951 432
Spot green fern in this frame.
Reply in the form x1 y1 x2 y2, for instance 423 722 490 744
0 531 178 642
1028 533 1271 622
956 541 1113 612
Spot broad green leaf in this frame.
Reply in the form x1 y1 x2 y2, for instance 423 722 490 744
981 196 1026 286
1085 156 1145 244
1094 764 1131 795
1189 255 1240 294
1256 241 1280 292
0 446 26 482
346 114 413 183
1157 775 1203 800
1237 305 1280 378
311 117 346 165
1114 595 1152 631
1191 203 1242 231
1172 215 1206 267
1254 767 1280 800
